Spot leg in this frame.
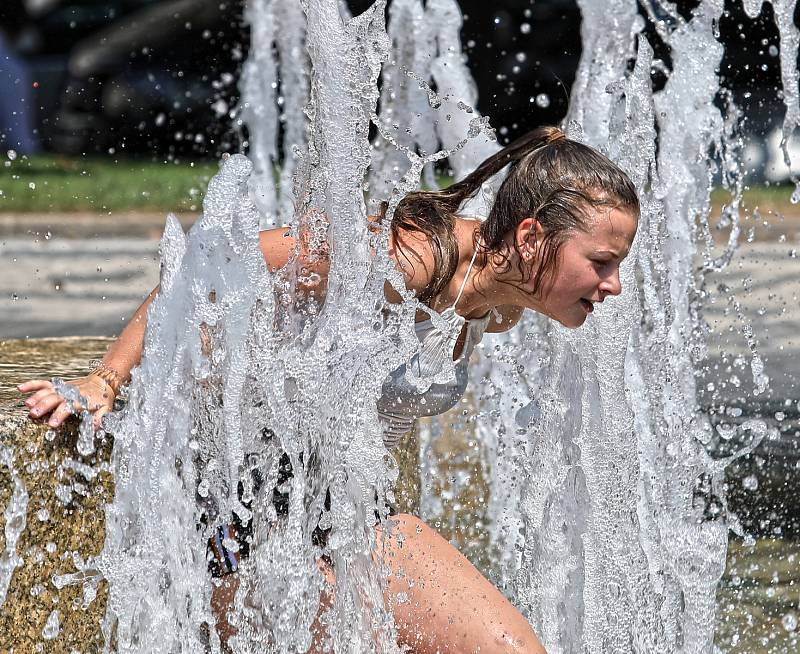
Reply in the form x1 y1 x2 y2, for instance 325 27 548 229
210 548 334 654
379 513 546 654
210 513 545 654
211 574 238 653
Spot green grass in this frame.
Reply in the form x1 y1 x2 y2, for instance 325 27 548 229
0 155 219 213
1 154 795 215
712 183 798 209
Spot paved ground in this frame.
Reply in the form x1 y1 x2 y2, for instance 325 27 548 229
0 212 197 340
0 236 160 339
703 241 800 403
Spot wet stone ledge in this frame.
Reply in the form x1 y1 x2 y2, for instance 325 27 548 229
0 412 113 653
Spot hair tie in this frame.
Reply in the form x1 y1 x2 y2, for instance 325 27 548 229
546 128 566 144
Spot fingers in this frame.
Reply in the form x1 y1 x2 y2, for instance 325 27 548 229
17 379 53 394
20 377 115 430
93 406 110 432
26 392 64 418
27 391 85 427
48 399 81 428
23 387 56 409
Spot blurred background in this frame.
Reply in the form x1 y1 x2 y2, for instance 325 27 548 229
0 0 794 167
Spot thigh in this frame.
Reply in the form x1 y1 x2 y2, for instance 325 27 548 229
377 513 545 654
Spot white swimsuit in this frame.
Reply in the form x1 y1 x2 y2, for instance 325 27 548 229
377 246 490 449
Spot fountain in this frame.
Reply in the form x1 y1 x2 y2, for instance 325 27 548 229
1 0 799 652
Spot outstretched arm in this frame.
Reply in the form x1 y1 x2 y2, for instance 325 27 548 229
19 226 303 429
18 284 160 429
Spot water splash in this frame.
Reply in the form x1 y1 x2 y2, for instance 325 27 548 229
238 0 308 228
238 0 280 224
504 2 781 652
369 0 499 215
51 377 96 456
0 445 27 606
94 2 405 651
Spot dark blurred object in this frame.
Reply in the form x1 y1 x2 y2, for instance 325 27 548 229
0 2 41 154
0 0 32 37
3 0 246 157
461 0 581 142
54 0 246 156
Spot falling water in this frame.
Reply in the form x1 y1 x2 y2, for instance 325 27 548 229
477 1 797 653
2 0 799 652
238 0 309 227
0 445 27 606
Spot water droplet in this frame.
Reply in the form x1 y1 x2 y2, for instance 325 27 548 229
769 44 779 56
520 22 531 34
535 93 550 108
212 99 229 117
783 611 797 632
515 52 527 63
7 149 17 160
42 610 60 640
28 182 35 190
716 423 735 440
742 475 758 491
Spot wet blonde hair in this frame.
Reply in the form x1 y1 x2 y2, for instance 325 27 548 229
390 126 640 301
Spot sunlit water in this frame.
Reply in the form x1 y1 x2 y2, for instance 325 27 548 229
2 0 800 652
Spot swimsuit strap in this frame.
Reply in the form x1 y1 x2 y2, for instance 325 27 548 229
451 240 481 312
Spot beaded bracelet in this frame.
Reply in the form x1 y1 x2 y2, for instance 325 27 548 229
88 359 128 396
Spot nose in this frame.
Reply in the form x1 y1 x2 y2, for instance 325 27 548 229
599 268 622 298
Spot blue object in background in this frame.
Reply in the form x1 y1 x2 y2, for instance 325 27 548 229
0 30 39 154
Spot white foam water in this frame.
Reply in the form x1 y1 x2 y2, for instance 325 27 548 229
238 0 309 228
0 446 27 606
484 2 783 652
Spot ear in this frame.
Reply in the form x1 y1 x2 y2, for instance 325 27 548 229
515 216 545 252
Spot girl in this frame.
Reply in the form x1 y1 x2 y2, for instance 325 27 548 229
19 126 638 653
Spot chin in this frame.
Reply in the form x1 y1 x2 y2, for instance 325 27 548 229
557 312 588 329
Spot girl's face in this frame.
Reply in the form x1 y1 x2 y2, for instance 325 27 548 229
519 206 638 328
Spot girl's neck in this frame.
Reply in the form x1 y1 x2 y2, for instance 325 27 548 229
443 219 505 319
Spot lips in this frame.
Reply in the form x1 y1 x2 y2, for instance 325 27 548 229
580 298 594 313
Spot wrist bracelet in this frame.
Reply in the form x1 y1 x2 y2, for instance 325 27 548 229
88 359 128 395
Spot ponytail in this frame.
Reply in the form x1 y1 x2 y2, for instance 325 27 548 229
390 126 565 302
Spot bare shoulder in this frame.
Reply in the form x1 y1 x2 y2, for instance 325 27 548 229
259 227 296 272
484 305 524 333
387 225 437 297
